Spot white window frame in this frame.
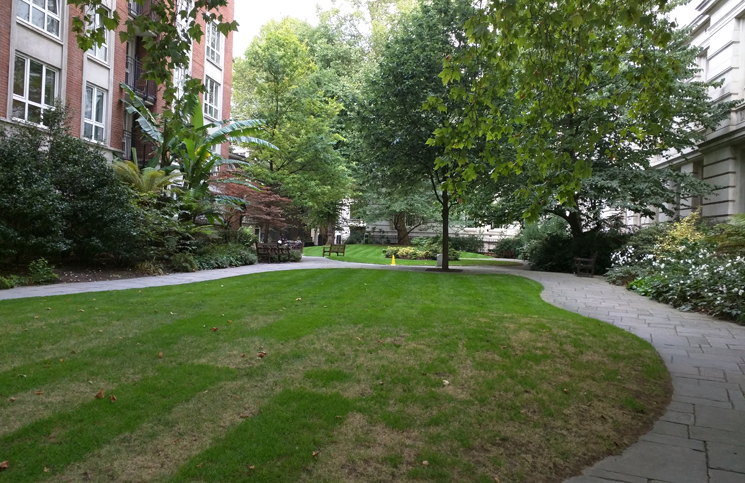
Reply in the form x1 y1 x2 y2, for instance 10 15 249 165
88 8 109 63
12 54 58 125
204 76 220 120
205 22 223 67
83 85 107 143
16 0 62 38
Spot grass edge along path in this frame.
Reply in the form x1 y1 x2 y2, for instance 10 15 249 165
0 269 671 483
304 244 522 266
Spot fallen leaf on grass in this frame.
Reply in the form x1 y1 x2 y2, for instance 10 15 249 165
59 359 64 363
442 380 450 386
98 330 103 333
196 464 202 468
78 309 84 312
210 327 219 332
422 461 429 467
46 308 51 310
159 352 163 359
9 398 16 402
248 465 255 470
95 390 104 399
312 451 320 460
227 320 232 324
34 316 39 319
241 354 247 358
239 414 251 419
257 351 267 359
43 467 49 472
0 461 7 470
34 391 43 395
109 395 117 402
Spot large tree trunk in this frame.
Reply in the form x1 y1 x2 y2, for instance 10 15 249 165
327 216 336 244
566 211 584 238
393 212 412 245
442 190 449 271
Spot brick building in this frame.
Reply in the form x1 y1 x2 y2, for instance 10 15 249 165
0 0 234 162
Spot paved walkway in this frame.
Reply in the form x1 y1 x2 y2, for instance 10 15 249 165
0 257 743 482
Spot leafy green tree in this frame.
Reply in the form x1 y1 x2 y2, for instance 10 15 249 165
233 19 353 228
355 0 478 268
355 185 438 245
428 0 731 221
458 28 736 237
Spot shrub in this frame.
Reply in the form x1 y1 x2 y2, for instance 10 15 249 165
0 107 142 263
0 277 16 290
523 231 628 274
289 249 303 262
345 231 365 245
135 261 165 275
194 244 258 270
383 246 460 261
491 237 522 258
608 213 745 323
28 258 59 285
170 252 198 272
449 235 484 253
709 214 745 255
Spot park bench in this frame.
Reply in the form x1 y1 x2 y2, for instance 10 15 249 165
323 244 346 257
573 252 598 278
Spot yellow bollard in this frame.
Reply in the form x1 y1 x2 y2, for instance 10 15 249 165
391 255 396 266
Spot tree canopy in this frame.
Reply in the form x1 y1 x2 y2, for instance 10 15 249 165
426 0 726 222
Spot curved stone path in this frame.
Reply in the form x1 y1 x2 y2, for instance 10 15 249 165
0 257 743 483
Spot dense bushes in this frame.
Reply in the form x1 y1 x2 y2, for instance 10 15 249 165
522 231 629 274
194 244 258 270
607 213 745 323
0 110 142 263
491 237 522 258
448 235 484 253
384 245 460 261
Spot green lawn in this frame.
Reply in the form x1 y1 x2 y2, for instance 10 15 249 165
0 270 669 483
304 244 523 266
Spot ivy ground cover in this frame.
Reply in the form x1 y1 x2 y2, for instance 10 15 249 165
0 270 669 483
304 244 523 267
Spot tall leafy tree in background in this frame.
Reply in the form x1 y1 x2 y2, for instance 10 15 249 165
233 19 353 236
450 24 737 238
428 0 726 222
355 0 479 268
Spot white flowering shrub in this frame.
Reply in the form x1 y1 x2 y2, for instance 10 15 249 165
607 219 745 324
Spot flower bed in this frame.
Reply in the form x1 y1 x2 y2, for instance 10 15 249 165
607 214 745 324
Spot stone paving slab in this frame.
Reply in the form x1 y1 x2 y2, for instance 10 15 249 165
1 257 744 482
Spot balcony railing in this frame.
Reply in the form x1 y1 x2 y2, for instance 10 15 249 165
124 56 157 104
128 0 160 20
127 0 142 16
122 130 155 167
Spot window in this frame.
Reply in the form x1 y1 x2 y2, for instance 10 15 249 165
205 22 222 66
16 0 61 37
12 54 58 124
84 85 107 143
204 76 220 120
88 9 109 62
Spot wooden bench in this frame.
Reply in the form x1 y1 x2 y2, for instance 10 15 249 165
323 244 346 257
573 252 598 278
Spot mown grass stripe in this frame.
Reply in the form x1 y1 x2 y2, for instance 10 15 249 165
167 389 352 483
0 364 235 483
